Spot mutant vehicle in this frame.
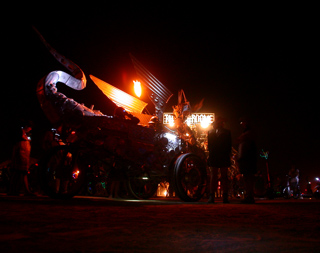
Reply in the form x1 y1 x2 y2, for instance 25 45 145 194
35 27 207 201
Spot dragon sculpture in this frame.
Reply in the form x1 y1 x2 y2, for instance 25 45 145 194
34 27 207 201
33 27 184 175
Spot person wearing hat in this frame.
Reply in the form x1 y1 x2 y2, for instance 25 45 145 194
207 117 232 203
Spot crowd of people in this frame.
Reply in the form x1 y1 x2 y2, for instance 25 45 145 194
4 115 302 202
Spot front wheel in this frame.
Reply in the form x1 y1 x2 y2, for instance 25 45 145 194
173 153 207 202
127 170 158 200
39 145 85 199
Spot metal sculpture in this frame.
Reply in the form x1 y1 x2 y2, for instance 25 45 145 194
130 54 173 120
35 28 207 201
34 27 105 125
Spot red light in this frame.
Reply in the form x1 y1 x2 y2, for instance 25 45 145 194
72 170 80 179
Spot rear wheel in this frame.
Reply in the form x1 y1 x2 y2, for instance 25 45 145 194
173 153 207 202
39 146 85 199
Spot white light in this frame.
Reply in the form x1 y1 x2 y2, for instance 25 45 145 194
316 177 319 181
200 117 210 128
169 118 175 127
133 80 141 97
164 132 177 142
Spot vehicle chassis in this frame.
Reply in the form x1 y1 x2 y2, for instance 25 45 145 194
39 116 207 201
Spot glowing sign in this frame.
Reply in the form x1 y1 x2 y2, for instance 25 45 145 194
163 113 215 126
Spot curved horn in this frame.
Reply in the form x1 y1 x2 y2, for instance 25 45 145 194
33 26 86 90
34 27 104 125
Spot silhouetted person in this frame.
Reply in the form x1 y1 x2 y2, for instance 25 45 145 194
42 125 69 194
8 120 34 196
42 125 64 151
237 117 257 204
207 117 232 203
288 165 301 198
114 107 140 125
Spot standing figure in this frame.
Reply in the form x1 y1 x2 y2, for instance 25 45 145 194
207 117 232 203
237 118 257 204
288 165 301 198
9 120 34 196
42 125 70 194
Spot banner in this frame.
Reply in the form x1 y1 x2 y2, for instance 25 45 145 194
163 113 215 126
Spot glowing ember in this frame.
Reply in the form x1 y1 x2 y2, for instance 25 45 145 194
157 181 170 197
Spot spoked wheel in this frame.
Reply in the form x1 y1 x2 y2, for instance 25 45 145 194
39 145 85 199
173 153 207 202
127 170 158 200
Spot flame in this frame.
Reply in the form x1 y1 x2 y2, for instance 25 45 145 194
157 182 170 197
133 80 141 97
90 75 147 114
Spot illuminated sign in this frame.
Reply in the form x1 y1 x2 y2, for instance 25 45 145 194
163 113 215 126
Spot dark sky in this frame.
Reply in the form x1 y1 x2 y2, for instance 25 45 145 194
3 4 318 185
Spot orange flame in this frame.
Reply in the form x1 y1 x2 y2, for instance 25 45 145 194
133 80 141 98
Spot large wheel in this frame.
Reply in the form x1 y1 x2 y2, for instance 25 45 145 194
127 170 158 200
39 145 85 199
173 153 207 202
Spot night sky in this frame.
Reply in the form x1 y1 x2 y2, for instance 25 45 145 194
3 4 318 187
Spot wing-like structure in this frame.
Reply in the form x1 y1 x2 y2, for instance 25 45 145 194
130 54 173 119
90 75 148 114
